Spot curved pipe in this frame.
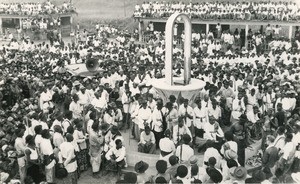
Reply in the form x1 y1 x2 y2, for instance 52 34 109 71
165 13 192 85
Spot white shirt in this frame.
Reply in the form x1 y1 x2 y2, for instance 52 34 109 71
59 142 77 173
105 146 126 162
91 97 107 110
193 106 208 129
137 107 152 129
203 147 222 169
159 137 175 153
69 101 82 119
40 138 55 169
281 142 296 161
173 125 192 144
274 134 286 150
175 144 194 162
203 122 224 140
178 104 194 127
152 107 164 132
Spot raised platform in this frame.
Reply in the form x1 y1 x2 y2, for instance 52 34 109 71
138 17 300 26
152 77 206 104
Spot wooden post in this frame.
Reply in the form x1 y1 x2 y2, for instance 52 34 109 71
19 18 22 29
138 20 144 42
289 25 293 40
245 24 249 49
206 23 209 35
0 18 2 34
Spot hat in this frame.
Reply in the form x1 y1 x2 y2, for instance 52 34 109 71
224 150 238 160
79 84 85 89
233 166 247 180
7 117 13 122
207 168 223 183
73 80 80 86
189 156 198 165
124 172 137 183
134 161 149 173
177 165 188 178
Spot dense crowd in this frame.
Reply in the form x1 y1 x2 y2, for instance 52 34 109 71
134 1 300 21
0 1 75 15
0 12 300 184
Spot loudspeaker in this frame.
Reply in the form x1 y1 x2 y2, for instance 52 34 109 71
86 58 99 72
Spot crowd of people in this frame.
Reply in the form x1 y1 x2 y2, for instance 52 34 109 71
0 2 300 184
0 1 75 15
134 1 300 21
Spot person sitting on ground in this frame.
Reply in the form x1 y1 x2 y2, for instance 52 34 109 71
138 125 156 154
175 134 194 164
105 139 126 179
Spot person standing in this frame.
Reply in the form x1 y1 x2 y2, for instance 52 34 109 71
25 135 45 184
277 133 296 174
231 114 248 166
14 128 26 183
73 123 88 172
59 134 78 184
262 135 278 176
69 94 83 120
89 121 104 178
152 102 165 148
40 129 56 184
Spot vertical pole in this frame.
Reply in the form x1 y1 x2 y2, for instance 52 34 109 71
288 25 293 40
138 20 144 42
206 23 209 35
165 14 176 86
19 18 22 30
183 17 192 85
0 18 2 34
245 24 249 49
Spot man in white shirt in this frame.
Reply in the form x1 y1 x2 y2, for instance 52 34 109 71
69 94 83 119
173 117 192 145
159 129 175 161
77 85 90 107
91 91 107 112
105 139 126 178
14 128 26 183
40 129 56 183
277 133 296 174
175 134 194 164
203 116 224 145
208 99 222 122
39 86 53 113
274 126 286 151
231 93 246 124
137 100 152 137
193 100 208 139
59 134 78 182
178 99 194 137
138 126 156 154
